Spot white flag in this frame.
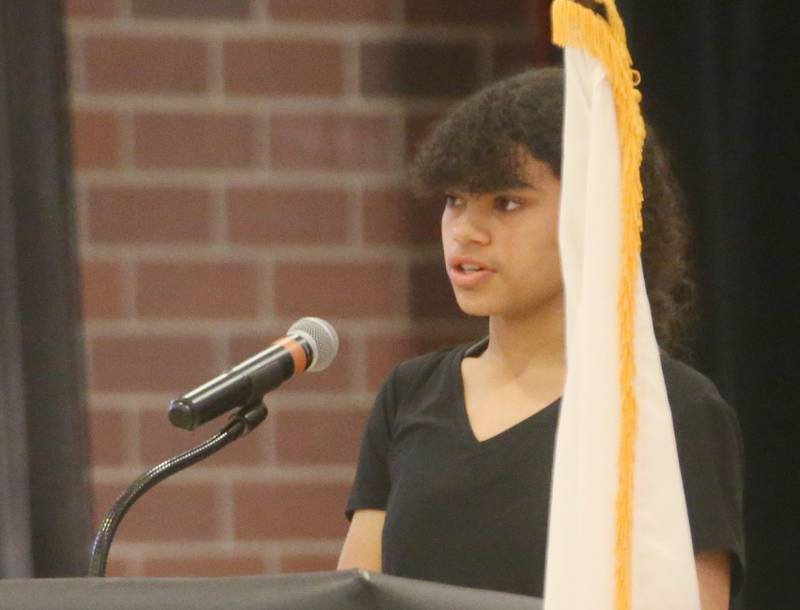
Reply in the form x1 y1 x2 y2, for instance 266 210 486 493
544 3 702 610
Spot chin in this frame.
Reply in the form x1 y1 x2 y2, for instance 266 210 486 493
453 295 500 317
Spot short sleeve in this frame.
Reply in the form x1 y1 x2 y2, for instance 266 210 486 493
667 361 746 596
345 366 398 521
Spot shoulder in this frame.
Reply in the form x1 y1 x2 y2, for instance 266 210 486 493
660 353 744 501
660 355 746 590
389 342 468 390
660 353 724 405
378 340 474 411
660 353 741 437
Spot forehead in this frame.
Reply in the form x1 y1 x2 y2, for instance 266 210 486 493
448 152 554 195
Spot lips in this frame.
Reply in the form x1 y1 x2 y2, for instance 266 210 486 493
447 255 496 288
448 256 495 273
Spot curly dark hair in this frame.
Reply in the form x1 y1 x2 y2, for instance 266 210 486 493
410 67 697 359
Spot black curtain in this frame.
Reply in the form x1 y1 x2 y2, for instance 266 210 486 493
0 2 91 577
617 2 800 609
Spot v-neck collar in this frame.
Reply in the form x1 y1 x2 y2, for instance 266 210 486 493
455 337 561 447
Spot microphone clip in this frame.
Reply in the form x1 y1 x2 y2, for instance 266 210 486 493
222 400 268 437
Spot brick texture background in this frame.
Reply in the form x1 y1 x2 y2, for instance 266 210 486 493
67 0 540 577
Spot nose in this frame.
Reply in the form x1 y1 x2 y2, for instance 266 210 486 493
446 202 490 245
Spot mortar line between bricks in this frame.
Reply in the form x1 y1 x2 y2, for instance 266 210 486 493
87 391 379 412
395 257 412 319
92 465 356 484
264 407 277 466
251 0 268 22
73 182 90 247
87 393 174 408
391 111 407 169
92 398 373 415
120 109 135 168
344 40 360 98
123 258 137 319
210 178 227 245
348 183 363 247
71 94 454 117
272 542 352 561
263 258 276 319
257 111 271 169
82 317 480 338
74 169 408 188
108 539 343 556
351 325 368 395
218 480 235 542
212 332 230 376
116 0 131 19
66 21 534 42
130 552 145 577
265 547 281 573
82 320 436 340
128 401 142 465
207 33 224 96
79 243 442 263
84 330 96 391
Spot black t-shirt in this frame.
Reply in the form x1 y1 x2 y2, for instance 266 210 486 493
346 337 745 599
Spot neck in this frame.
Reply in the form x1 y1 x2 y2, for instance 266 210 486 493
482 293 566 382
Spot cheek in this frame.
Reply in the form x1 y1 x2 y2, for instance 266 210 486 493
542 198 561 243
513 208 560 255
502 217 562 284
538 203 562 265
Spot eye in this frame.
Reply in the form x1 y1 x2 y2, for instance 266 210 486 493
495 196 521 212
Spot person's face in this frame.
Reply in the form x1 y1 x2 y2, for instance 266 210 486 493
441 152 563 320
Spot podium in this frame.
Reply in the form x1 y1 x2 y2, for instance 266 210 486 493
0 570 543 609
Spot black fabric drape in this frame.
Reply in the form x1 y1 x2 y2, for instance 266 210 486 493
0 5 34 576
0 2 91 577
618 2 800 609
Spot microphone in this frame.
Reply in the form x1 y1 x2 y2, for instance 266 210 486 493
168 317 338 431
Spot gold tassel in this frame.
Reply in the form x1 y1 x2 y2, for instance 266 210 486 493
551 2 646 610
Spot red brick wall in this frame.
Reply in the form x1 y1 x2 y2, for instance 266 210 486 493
67 0 538 577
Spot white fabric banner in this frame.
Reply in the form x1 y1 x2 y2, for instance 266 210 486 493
543 47 701 610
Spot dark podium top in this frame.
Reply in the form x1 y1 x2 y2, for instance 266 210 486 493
0 570 542 610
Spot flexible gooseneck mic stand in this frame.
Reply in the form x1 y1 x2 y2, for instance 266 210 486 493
88 401 268 577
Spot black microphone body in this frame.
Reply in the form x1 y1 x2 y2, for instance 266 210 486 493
168 339 311 431
168 318 338 431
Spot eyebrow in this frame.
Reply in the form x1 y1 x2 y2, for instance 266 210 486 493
504 180 534 190
446 179 535 196
493 179 536 193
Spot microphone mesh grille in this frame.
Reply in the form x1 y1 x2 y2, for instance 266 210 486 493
287 317 339 372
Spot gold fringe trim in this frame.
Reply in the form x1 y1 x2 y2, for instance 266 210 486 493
551 2 646 610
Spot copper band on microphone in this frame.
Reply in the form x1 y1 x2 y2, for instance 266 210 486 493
272 336 309 376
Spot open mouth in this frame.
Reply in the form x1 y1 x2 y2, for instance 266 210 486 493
457 263 484 274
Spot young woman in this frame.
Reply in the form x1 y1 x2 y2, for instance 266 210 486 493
337 67 744 610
